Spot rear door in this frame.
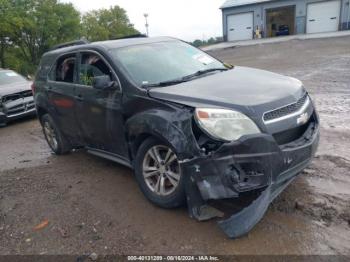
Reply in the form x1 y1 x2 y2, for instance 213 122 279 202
227 12 253 41
306 0 341 34
46 53 83 144
74 51 129 158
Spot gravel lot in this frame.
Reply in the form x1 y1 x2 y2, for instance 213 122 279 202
0 36 350 256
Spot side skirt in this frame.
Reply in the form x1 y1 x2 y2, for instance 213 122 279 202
87 148 133 169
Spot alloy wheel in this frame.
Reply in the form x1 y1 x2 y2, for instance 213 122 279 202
142 145 181 196
43 121 58 151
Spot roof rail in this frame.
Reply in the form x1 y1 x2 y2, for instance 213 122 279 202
113 34 148 40
51 39 90 51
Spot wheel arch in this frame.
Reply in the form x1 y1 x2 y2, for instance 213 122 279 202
125 108 200 161
35 92 51 123
36 105 48 123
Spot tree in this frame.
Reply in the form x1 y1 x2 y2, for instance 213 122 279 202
207 37 216 45
82 6 139 42
0 0 81 73
191 37 222 48
192 39 204 47
0 0 14 68
0 2 139 75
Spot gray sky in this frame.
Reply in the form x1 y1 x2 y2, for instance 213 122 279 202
61 0 224 42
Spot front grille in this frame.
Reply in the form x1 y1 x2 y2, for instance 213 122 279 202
273 122 309 145
7 104 26 116
273 113 315 145
2 90 33 103
6 101 35 117
263 93 308 122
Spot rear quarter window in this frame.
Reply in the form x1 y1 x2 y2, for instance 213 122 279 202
36 55 56 81
55 55 76 83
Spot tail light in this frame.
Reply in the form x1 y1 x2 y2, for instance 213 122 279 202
31 82 35 94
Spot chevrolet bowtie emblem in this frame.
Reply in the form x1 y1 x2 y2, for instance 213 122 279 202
297 112 309 125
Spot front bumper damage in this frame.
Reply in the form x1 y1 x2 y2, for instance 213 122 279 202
181 117 320 239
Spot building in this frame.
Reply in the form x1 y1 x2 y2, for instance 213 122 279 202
221 0 350 41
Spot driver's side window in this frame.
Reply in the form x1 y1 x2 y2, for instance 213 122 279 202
79 53 112 86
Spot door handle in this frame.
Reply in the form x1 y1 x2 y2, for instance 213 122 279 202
230 28 234 31
74 95 84 102
330 17 337 20
309 19 315 22
246 27 252 29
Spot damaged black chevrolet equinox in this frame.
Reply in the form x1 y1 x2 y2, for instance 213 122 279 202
34 37 319 238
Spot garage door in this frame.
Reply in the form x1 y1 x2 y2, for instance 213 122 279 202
307 0 341 34
227 12 253 41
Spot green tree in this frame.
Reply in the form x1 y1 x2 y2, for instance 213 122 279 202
0 0 14 68
82 6 139 42
207 37 216 45
0 0 81 74
192 39 204 47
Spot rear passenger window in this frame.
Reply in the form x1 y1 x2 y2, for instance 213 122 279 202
55 54 76 83
79 53 112 86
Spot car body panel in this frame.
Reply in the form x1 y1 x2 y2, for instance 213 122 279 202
74 84 128 157
149 66 304 108
0 81 32 96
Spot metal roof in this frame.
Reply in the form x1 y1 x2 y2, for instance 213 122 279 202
220 0 272 9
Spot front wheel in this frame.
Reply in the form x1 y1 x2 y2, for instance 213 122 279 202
134 138 186 208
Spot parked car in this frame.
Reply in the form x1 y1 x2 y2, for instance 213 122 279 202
33 37 319 238
276 25 290 36
0 69 36 126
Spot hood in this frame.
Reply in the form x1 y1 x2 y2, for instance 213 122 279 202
0 81 32 97
149 66 304 108
149 66 306 130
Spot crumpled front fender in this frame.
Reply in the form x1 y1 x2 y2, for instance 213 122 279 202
125 107 200 160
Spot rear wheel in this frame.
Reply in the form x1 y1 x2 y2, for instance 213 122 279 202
41 114 71 155
134 138 186 208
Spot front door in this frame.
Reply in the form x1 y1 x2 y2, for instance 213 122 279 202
74 51 129 158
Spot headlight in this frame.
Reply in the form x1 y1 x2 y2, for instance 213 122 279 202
195 108 261 141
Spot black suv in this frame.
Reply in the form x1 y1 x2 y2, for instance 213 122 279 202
34 37 319 238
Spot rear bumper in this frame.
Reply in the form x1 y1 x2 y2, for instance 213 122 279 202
182 115 320 238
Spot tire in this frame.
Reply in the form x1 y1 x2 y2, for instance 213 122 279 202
134 137 186 209
41 114 71 155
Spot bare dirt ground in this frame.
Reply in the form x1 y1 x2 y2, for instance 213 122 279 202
0 36 350 256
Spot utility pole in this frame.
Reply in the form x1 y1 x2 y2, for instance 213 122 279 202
144 13 149 36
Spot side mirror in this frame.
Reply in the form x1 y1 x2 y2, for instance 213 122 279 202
92 75 118 90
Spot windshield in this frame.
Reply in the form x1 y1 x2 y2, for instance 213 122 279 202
110 41 226 87
0 71 27 86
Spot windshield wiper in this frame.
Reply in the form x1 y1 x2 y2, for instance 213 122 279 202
143 68 228 88
182 68 228 81
143 78 188 88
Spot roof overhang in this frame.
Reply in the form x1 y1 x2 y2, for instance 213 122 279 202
220 0 272 9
